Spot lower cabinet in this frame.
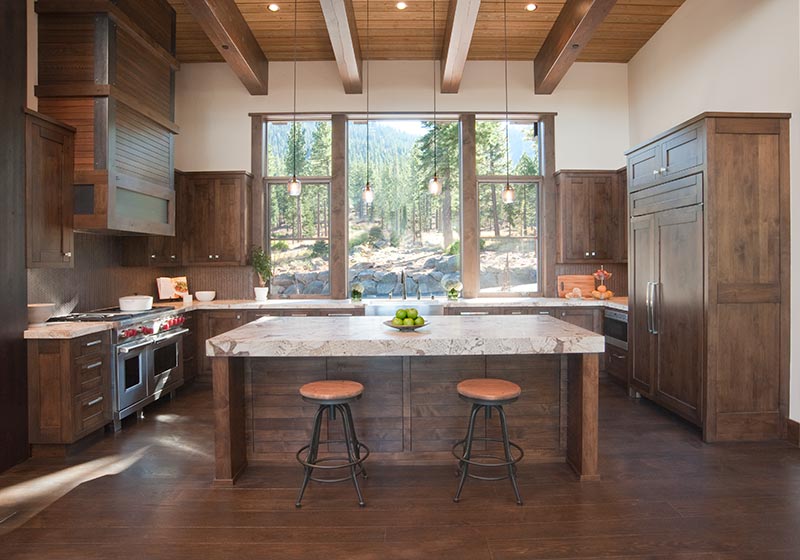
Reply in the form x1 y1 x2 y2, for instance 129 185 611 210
555 308 602 333
198 311 246 382
28 331 112 451
604 346 628 387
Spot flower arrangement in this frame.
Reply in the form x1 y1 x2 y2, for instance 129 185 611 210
351 282 365 301
443 279 463 300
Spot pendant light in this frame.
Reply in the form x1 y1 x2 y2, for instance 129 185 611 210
427 0 442 196
287 0 301 197
501 0 515 205
362 0 374 204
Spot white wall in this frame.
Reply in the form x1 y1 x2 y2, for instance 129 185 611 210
174 60 629 172
628 0 800 421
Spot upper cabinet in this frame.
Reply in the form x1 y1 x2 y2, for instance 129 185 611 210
555 170 626 263
25 110 75 268
183 172 253 266
35 0 178 236
627 121 705 193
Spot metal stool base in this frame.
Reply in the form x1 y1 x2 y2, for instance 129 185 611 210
295 402 369 508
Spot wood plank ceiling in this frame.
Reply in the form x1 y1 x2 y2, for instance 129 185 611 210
168 0 684 63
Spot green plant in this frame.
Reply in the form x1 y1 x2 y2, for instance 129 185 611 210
310 240 328 258
251 246 272 286
367 225 384 243
446 241 460 256
349 232 369 252
271 240 289 252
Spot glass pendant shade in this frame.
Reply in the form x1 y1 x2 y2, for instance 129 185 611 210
288 176 302 196
502 184 515 204
362 182 374 204
428 175 442 195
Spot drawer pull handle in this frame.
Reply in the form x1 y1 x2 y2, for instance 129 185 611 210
327 313 353 317
290 313 308 317
460 311 489 315
510 311 523 315
86 396 103 407
538 311 551 315
85 340 102 347
85 361 102 370
612 353 626 360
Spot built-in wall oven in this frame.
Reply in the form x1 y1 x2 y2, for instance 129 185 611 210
603 309 628 350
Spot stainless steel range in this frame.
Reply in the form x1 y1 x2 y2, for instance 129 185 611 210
50 307 188 430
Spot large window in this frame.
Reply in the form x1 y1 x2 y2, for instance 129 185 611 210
266 120 332 296
347 120 461 298
476 120 541 294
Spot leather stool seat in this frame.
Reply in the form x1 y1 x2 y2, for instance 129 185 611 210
300 380 364 402
457 378 521 402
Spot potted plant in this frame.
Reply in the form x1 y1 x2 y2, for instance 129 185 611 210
443 279 463 301
251 246 272 302
351 282 365 301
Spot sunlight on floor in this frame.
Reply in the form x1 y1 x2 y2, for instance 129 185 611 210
0 445 151 534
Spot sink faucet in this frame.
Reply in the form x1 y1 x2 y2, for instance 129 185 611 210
400 269 407 300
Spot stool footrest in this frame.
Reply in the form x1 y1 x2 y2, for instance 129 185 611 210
296 443 370 472
452 437 524 468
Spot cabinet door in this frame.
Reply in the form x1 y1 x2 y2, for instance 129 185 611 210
661 123 704 180
212 176 245 264
654 205 704 424
148 235 181 266
201 311 246 379
557 308 601 333
630 214 656 395
26 116 74 268
559 175 593 261
628 144 662 192
589 175 615 261
185 177 216 264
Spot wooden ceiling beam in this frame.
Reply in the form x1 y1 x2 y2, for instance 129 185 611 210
182 0 269 95
319 0 362 94
534 0 617 95
440 0 481 94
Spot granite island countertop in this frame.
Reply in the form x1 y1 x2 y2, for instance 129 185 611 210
206 314 605 358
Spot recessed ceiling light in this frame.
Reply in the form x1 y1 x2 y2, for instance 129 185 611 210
267 3 280 12
525 3 537 11
396 2 408 10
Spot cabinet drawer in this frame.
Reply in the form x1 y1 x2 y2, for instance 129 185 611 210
504 308 555 316
73 390 107 437
446 307 499 315
71 332 110 358
73 353 108 396
605 346 628 384
630 174 703 216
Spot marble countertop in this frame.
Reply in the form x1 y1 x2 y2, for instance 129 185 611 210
24 321 114 340
206 315 606 358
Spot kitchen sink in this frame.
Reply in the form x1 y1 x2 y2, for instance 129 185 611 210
364 299 445 317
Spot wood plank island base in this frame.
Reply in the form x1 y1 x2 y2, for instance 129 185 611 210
207 315 604 486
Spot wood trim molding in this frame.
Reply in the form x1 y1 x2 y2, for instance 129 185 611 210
788 419 800 446
440 0 481 94
541 114 557 296
534 0 617 94
319 0 362 94
182 0 269 95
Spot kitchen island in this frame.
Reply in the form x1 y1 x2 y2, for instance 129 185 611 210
207 315 605 485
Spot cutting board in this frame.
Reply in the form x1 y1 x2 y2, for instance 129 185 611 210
557 275 595 298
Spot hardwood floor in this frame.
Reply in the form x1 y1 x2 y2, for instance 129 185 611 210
0 380 798 559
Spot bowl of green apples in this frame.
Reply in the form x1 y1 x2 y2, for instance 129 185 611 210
384 308 429 331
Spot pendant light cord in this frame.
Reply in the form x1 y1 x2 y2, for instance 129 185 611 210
504 0 510 187
432 0 437 177
292 0 298 178
365 0 370 185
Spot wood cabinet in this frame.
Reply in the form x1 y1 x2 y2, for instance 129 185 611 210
198 310 247 382
28 332 112 452
626 113 790 442
555 308 602 333
605 346 628 387
35 0 177 235
184 172 253 266
555 170 625 263
25 111 75 268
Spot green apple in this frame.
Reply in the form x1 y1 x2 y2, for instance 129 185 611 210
392 317 404 326
414 317 425 326
407 308 418 320
395 309 407 320
403 318 415 326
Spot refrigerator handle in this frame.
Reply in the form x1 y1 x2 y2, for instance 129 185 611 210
651 282 660 335
645 281 654 334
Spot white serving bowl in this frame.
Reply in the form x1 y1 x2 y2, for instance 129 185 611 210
28 303 55 326
119 295 154 311
195 291 216 302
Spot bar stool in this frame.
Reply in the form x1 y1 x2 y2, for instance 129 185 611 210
295 380 370 508
452 378 524 505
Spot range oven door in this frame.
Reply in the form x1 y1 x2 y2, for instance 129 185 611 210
150 328 187 397
117 339 151 412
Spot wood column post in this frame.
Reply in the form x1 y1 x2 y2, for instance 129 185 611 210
565 353 600 481
330 114 348 299
460 114 479 298
213 357 247 486
541 114 557 297
250 115 266 254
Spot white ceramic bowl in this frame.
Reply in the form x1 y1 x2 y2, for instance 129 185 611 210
28 303 55 326
119 295 153 311
195 291 216 302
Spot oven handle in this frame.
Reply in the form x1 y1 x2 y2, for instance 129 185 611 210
118 340 153 354
152 327 189 344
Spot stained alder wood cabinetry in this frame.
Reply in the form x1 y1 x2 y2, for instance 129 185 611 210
35 0 178 235
183 172 253 266
27 332 112 453
25 111 75 268
555 170 626 263
197 311 246 383
626 113 790 442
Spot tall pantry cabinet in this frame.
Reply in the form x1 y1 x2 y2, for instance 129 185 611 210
626 113 790 442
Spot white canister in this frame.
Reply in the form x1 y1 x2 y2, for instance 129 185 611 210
182 293 193 304
254 286 269 302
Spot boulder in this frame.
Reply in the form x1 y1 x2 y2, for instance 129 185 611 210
304 281 326 295
436 255 460 274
